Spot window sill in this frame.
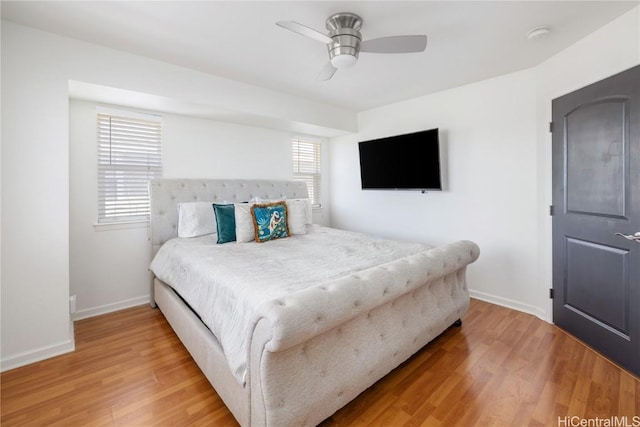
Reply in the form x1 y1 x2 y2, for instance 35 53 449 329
93 220 148 232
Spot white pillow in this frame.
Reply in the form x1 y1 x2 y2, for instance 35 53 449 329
289 198 312 224
234 202 256 243
177 202 217 238
286 199 311 235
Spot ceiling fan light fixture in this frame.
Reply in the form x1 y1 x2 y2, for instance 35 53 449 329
331 53 358 69
276 11 428 81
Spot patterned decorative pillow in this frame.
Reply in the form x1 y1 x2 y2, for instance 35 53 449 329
250 202 289 243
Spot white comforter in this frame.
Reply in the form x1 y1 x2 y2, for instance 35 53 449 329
150 225 428 384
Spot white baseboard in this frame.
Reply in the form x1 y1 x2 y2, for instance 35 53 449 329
469 288 550 322
73 295 150 321
1 321 75 372
1 297 150 372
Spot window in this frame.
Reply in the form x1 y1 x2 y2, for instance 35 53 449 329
292 137 321 207
97 110 163 223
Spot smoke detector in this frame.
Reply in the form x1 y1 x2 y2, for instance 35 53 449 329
527 26 551 40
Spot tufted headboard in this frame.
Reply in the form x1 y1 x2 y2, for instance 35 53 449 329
149 178 309 257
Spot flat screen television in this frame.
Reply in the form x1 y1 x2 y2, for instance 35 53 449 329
358 128 442 191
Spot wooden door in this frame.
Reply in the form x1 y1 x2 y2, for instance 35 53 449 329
552 65 639 376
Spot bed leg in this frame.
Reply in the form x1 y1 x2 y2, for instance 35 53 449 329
452 319 462 327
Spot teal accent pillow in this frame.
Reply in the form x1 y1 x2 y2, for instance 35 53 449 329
213 204 236 244
251 202 289 243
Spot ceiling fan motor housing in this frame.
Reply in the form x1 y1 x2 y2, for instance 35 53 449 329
326 12 362 67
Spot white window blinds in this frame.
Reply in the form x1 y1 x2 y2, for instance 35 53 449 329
292 137 321 207
97 112 163 223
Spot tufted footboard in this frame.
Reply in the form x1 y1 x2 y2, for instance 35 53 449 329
248 240 480 426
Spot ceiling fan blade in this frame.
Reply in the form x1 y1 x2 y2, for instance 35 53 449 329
316 62 337 81
276 21 333 44
360 35 427 53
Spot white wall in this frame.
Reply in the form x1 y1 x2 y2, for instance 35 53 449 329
329 7 639 321
1 20 349 371
2 22 75 369
331 69 543 316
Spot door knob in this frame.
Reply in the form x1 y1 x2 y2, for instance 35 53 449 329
615 232 640 242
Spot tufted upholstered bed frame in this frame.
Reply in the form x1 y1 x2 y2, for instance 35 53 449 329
149 178 480 426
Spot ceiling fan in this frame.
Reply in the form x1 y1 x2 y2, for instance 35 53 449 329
276 12 427 81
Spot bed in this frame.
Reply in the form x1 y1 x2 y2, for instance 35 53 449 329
149 178 480 426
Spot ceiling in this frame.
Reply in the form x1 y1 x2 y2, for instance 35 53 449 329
2 1 638 112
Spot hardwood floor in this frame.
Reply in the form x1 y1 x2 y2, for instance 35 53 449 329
1 299 638 426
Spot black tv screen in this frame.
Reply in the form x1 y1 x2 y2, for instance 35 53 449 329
358 128 442 191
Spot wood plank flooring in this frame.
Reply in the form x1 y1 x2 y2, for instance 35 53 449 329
1 299 638 426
